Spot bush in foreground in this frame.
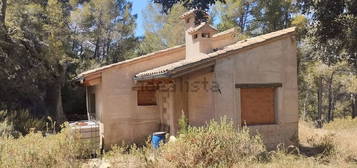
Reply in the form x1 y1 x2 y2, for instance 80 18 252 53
0 124 96 168
104 119 357 168
104 118 266 168
155 118 265 167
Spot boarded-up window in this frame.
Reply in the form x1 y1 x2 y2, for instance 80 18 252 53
241 88 275 125
137 90 157 106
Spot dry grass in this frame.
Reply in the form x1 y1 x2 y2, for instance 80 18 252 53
99 118 357 168
297 119 357 167
0 124 98 168
2 118 357 168
154 118 265 167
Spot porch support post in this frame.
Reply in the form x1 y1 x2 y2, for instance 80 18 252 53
168 85 176 135
85 86 90 120
169 77 188 136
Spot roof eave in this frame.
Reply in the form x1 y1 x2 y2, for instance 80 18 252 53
134 60 216 81
133 73 171 81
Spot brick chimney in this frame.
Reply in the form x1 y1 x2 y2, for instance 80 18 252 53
180 10 218 60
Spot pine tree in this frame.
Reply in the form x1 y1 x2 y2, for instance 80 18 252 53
70 0 137 64
139 3 186 54
214 0 258 33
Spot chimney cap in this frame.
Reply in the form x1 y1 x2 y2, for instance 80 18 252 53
188 22 218 35
180 9 208 20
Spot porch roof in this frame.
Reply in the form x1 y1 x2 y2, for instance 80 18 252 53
133 27 296 81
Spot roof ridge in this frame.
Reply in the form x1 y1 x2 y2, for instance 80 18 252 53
208 27 296 57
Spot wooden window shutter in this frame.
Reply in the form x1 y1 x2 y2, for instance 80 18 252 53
240 88 275 125
137 90 157 106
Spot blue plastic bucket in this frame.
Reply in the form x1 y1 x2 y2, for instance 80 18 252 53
151 132 166 149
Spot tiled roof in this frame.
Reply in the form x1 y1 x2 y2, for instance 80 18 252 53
76 44 185 79
134 27 296 81
207 27 295 57
134 57 209 80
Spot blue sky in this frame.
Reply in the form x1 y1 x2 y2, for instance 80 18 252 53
130 0 150 37
130 1 220 37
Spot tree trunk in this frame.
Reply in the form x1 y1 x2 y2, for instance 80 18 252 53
93 38 100 59
330 88 336 121
56 64 67 122
0 0 7 39
352 94 357 119
53 80 66 123
45 64 67 123
317 77 323 128
303 90 309 121
327 73 334 122
0 0 6 26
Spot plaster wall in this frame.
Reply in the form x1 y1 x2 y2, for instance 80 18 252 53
99 48 185 149
211 35 238 50
213 36 298 147
187 71 215 126
95 84 103 122
185 17 196 60
89 31 297 149
190 38 203 58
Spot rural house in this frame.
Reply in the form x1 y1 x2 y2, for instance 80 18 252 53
77 10 299 149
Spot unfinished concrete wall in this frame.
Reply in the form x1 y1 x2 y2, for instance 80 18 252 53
213 56 237 124
213 35 298 148
157 88 175 133
100 49 185 149
187 70 215 126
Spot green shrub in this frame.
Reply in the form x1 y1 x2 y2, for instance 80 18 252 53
178 113 189 135
154 118 266 168
0 124 95 168
0 110 47 136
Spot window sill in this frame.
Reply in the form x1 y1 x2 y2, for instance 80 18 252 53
138 104 157 107
245 123 277 127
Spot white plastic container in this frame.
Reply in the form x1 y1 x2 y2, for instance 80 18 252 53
69 120 100 145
